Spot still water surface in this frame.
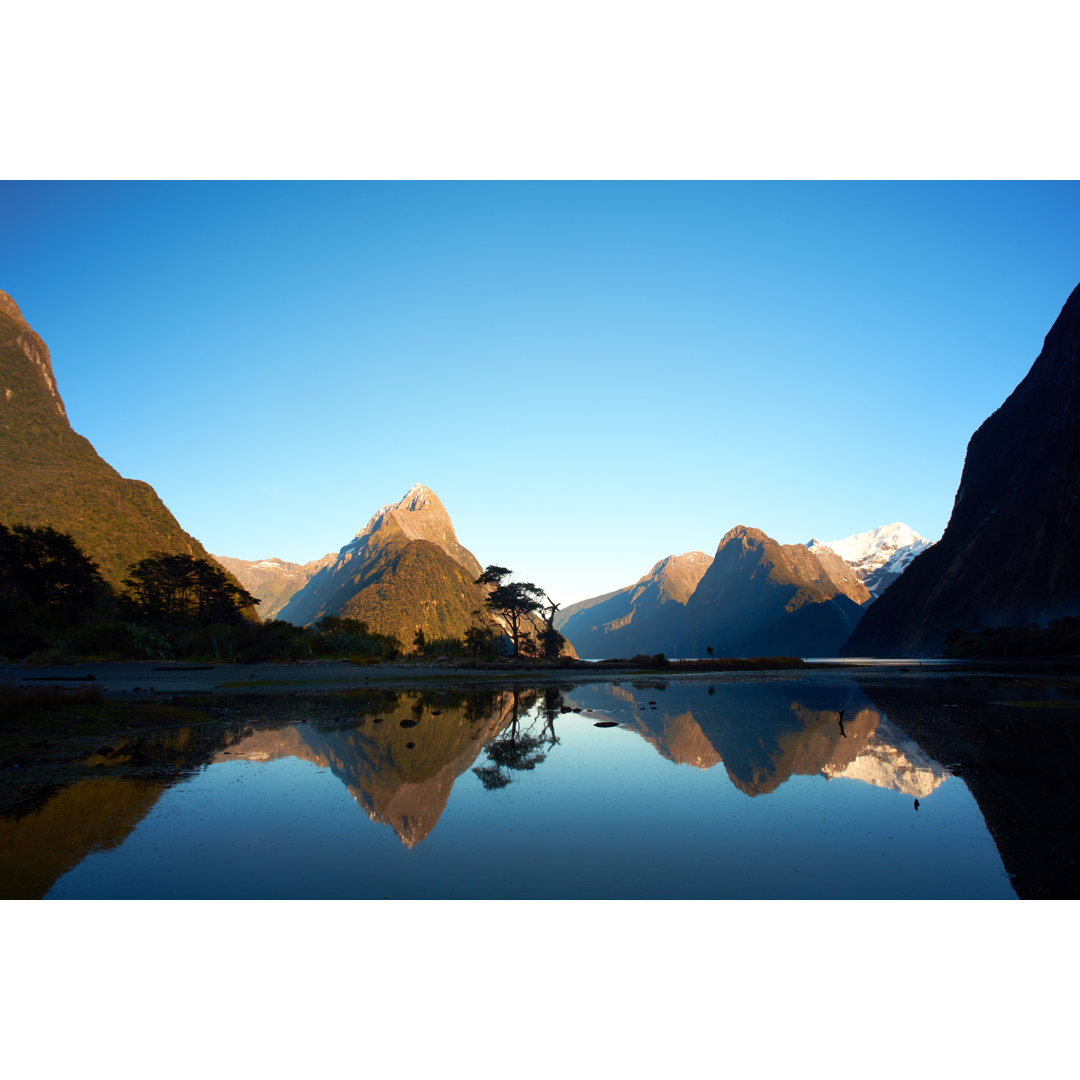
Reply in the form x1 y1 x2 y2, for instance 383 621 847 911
1 672 1027 899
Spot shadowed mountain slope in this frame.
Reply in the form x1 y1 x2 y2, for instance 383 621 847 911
844 282 1080 656
684 526 866 657
556 551 713 658
0 291 217 587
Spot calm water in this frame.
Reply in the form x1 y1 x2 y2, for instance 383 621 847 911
2 669 1050 899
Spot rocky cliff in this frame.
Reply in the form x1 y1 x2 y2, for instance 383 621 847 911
843 282 1080 656
0 290 219 588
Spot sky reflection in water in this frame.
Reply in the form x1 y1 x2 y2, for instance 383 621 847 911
39 677 1015 899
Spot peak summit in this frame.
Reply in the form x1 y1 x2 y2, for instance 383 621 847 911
813 523 929 570
0 291 26 324
336 484 482 581
718 525 770 549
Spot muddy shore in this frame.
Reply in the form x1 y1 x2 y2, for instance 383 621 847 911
1 657 833 696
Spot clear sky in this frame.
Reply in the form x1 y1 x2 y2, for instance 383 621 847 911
3 181 1079 604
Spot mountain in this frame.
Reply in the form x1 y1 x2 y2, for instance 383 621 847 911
0 290 218 588
277 484 491 644
806 523 931 600
558 526 867 659
213 553 336 620
555 551 713 658
683 526 867 657
843 282 1080 656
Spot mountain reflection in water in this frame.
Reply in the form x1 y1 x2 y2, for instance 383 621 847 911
211 689 530 847
568 681 948 799
2 674 1058 898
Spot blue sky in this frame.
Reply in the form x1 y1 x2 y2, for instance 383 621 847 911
3 181 1079 604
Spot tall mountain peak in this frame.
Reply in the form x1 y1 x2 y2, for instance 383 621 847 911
276 484 492 642
720 525 769 548
344 483 480 579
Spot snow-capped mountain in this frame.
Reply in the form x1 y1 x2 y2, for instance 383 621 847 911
806 523 932 601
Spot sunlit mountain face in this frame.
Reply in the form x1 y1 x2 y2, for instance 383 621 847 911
0 290 217 588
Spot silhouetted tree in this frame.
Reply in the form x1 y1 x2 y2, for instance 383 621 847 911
122 553 257 625
475 565 544 658
0 522 111 615
538 598 566 659
413 627 428 655
464 623 499 658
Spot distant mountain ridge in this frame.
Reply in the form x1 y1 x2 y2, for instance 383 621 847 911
560 523 880 659
683 526 865 657
844 281 1080 656
555 551 713 658
212 553 336 620
0 290 222 588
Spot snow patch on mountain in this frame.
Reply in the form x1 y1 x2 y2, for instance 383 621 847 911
807 523 933 601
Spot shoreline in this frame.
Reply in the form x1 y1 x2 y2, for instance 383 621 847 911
4 654 1076 699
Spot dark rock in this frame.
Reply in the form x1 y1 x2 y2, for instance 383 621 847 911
844 282 1080 656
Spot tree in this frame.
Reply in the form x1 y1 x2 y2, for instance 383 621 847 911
464 623 498 658
0 522 111 614
413 626 428 655
538 598 566 659
475 565 544 658
122 553 257 625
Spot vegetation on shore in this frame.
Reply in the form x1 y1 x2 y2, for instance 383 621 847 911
1 522 814 674
943 617 1080 658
